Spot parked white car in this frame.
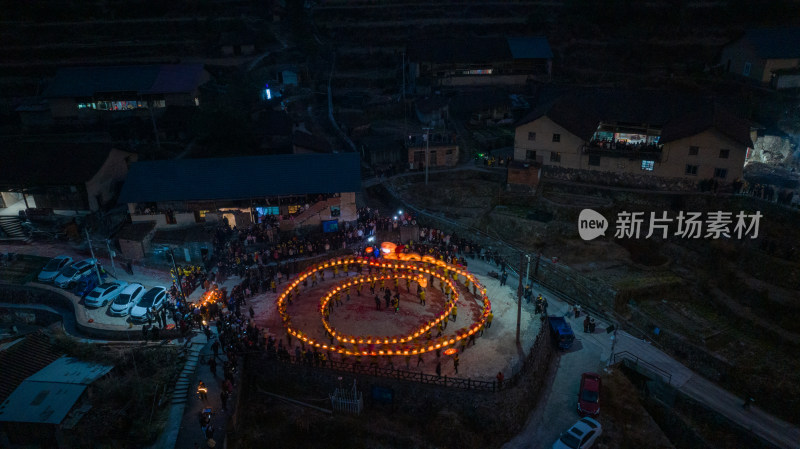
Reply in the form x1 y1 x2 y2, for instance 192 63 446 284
84 281 128 308
109 283 146 317
129 286 168 323
552 417 602 449
53 259 96 289
37 255 72 283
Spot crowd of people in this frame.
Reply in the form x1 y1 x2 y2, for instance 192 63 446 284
588 138 663 153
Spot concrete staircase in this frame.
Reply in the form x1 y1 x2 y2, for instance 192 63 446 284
0 216 29 242
171 341 205 405
280 198 337 230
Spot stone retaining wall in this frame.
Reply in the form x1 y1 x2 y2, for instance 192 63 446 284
0 283 180 341
247 324 555 446
543 166 701 191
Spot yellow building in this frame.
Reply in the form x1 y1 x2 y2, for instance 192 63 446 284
513 90 752 187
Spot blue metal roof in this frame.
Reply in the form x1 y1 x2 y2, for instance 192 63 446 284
26 357 113 385
0 357 112 425
118 152 362 204
0 382 86 424
507 37 553 59
43 64 206 98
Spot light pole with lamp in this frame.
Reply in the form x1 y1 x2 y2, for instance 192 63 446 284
422 127 433 185
525 254 531 287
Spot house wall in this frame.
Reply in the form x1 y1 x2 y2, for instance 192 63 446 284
776 73 800 89
132 214 168 227
763 58 800 83
118 238 147 260
514 117 747 184
720 40 799 83
720 41 764 81
49 98 77 118
340 192 357 222
408 145 459 168
513 116 584 168
1 191 22 209
164 92 196 107
659 129 747 181
31 186 89 211
439 74 530 86
85 149 136 211
507 165 540 186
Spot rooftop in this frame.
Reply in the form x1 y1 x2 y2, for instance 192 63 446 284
0 141 120 188
0 356 112 425
407 36 552 64
736 27 800 59
516 88 751 147
0 331 64 404
118 153 361 204
43 64 207 98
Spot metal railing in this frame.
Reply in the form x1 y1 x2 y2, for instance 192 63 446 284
275 355 497 392
611 350 673 385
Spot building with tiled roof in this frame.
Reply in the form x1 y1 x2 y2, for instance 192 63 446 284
42 64 210 121
406 36 552 90
513 89 753 187
0 140 136 213
720 28 800 85
0 330 63 405
118 153 361 241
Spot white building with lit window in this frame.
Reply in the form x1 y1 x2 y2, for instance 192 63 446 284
513 89 753 188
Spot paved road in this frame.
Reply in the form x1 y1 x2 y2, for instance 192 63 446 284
502 296 607 449
500 278 800 449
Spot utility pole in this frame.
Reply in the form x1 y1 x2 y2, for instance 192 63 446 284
106 239 117 277
147 99 161 153
422 127 433 185
516 252 524 344
169 248 187 302
85 227 103 282
525 254 531 288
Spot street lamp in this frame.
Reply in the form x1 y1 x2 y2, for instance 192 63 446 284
525 254 531 287
422 127 433 185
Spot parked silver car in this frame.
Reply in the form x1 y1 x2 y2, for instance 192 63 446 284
84 281 128 308
53 259 96 289
552 417 602 449
109 283 146 317
37 255 72 283
129 286 168 323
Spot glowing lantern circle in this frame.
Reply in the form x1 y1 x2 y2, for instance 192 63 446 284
276 252 491 357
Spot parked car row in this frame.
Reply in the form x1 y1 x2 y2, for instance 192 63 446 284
36 255 167 322
551 371 603 448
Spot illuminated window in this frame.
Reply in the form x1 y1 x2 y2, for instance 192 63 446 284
288 205 302 214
